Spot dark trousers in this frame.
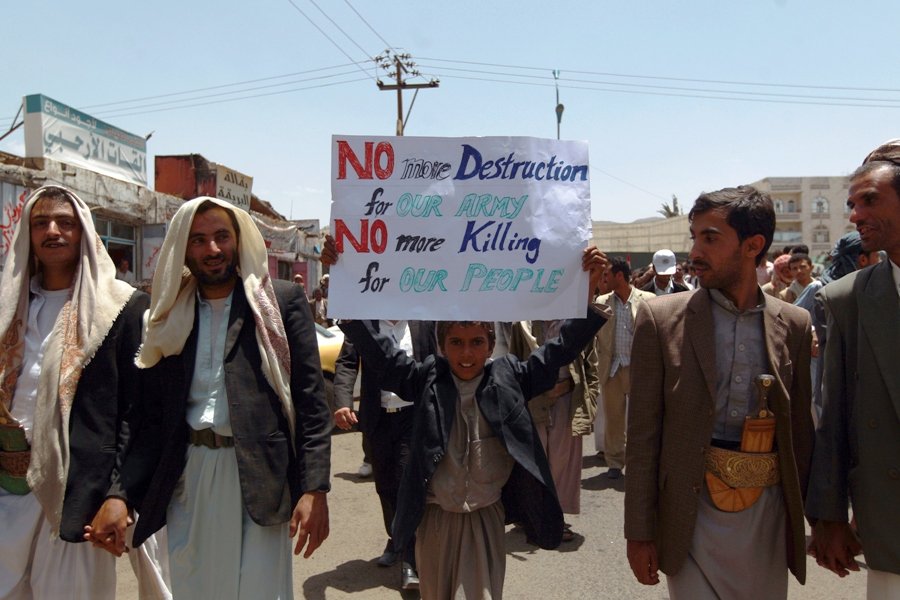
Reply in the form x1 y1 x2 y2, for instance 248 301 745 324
369 405 416 567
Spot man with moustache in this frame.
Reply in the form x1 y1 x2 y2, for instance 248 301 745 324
625 186 814 599
806 140 900 596
593 256 655 480
0 186 150 599
90 197 331 599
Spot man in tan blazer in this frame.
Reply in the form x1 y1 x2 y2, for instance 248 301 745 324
594 256 655 479
625 185 814 599
806 141 900 596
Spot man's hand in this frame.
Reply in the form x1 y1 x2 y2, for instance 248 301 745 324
627 539 660 585
84 497 132 557
321 235 338 267
289 490 329 557
582 246 609 303
808 520 862 577
333 407 358 431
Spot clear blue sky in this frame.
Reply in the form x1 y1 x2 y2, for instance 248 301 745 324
3 0 898 227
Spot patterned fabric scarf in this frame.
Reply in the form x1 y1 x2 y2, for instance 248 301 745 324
0 186 135 533
135 197 295 441
863 138 900 166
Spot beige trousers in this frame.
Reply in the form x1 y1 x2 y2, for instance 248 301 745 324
602 366 630 470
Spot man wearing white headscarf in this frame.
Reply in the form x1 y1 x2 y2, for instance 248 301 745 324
0 185 150 599
90 197 331 599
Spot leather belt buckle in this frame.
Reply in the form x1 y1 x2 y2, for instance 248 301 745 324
189 428 234 449
383 406 408 414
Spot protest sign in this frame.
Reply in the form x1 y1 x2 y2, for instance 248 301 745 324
328 135 591 321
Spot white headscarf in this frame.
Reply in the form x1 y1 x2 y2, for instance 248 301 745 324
0 185 135 534
136 197 295 440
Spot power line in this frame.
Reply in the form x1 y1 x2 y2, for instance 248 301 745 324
5 51 900 131
285 0 376 81
432 73 900 110
342 0 393 50
419 56 900 94
82 77 371 121
79 62 370 110
590 164 669 202
306 0 374 60
0 76 370 128
418 63 900 105
89 68 367 119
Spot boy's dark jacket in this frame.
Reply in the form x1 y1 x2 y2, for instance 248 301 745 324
340 307 608 551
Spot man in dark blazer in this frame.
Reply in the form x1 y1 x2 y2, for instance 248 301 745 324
625 186 814 599
641 249 690 295
806 143 900 595
333 320 435 588
89 198 331 599
0 186 151 599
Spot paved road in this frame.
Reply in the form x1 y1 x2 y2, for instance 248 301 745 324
116 428 867 599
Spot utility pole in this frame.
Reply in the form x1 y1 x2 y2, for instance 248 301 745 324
376 51 439 136
553 70 564 140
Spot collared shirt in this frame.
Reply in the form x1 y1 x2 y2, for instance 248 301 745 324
10 276 70 443
610 289 636 377
709 288 768 442
653 278 674 295
187 291 233 435
380 320 414 410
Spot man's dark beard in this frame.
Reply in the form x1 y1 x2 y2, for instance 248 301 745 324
187 254 238 287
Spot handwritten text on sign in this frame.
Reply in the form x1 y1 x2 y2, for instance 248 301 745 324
328 136 591 321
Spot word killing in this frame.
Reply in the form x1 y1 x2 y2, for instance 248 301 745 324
458 220 541 264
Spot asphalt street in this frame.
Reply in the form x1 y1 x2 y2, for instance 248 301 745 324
116 427 867 599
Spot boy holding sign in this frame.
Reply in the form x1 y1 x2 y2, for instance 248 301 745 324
323 237 608 599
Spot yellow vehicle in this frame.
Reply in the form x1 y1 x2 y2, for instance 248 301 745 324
316 323 344 414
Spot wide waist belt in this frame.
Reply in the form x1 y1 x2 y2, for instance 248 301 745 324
0 423 31 495
705 445 780 488
0 449 29 478
189 428 234 449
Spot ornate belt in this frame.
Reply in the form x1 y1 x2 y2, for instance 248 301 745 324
0 449 30 478
0 421 30 494
705 446 779 488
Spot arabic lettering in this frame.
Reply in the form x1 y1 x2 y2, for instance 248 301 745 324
0 189 28 265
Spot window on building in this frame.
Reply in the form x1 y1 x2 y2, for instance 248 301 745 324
812 197 829 214
813 226 830 244
774 199 784 213
94 216 137 279
773 230 803 243
787 199 796 213
277 260 293 281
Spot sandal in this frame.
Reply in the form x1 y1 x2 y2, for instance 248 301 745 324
561 523 576 542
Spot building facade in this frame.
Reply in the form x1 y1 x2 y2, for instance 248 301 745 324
749 176 852 263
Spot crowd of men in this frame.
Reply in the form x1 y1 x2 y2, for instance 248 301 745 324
0 138 897 599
